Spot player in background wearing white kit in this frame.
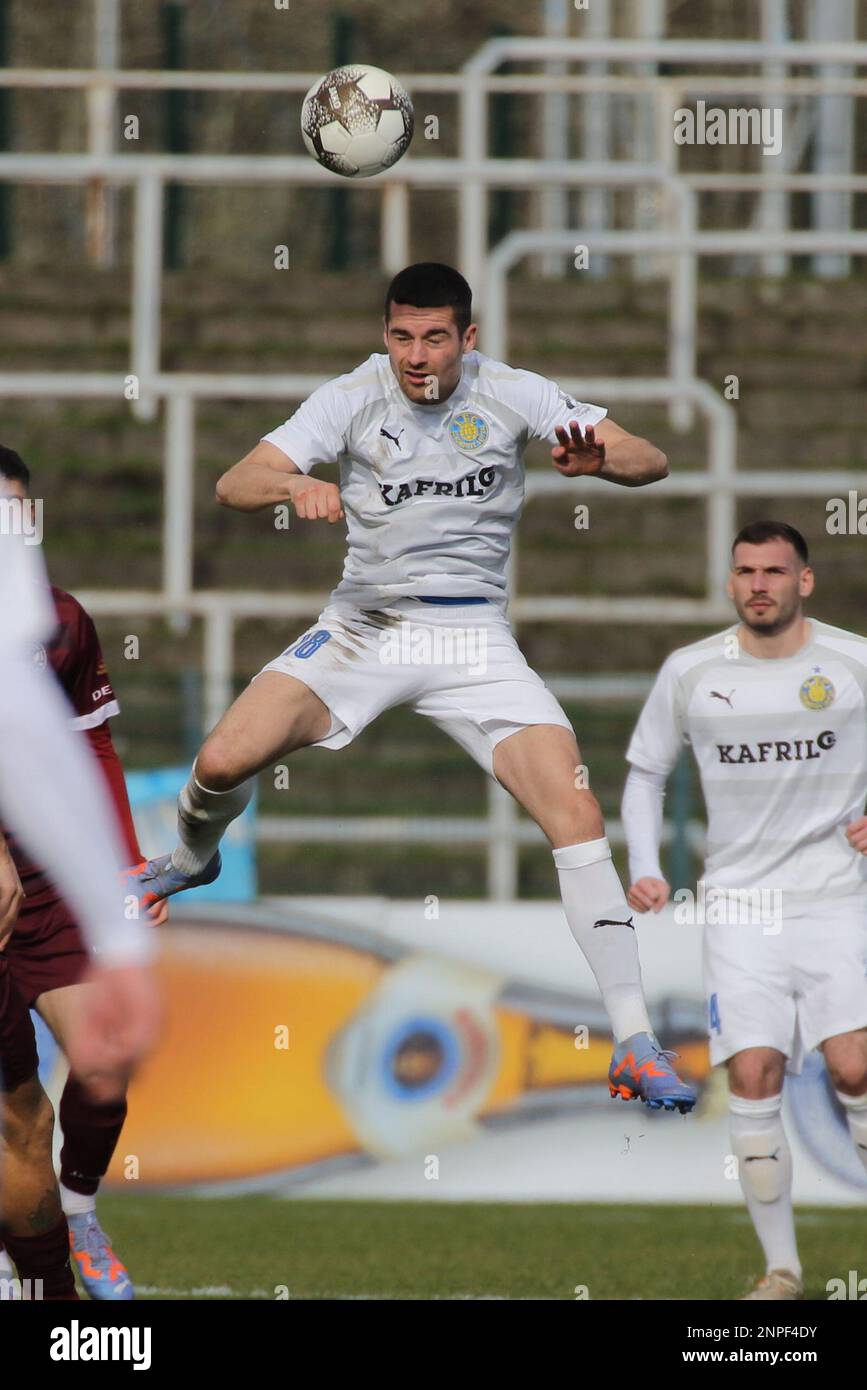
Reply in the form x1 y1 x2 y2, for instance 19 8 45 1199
128 262 696 1112
622 521 867 1299
0 506 160 1298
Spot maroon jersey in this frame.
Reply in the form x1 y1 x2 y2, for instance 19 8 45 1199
1 586 121 910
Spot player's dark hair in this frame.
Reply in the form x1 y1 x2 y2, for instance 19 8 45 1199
0 444 30 488
385 262 473 336
732 520 809 567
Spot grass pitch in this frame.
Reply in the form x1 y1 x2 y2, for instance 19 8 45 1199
93 1196 860 1301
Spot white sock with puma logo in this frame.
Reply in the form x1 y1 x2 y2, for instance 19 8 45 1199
553 837 653 1043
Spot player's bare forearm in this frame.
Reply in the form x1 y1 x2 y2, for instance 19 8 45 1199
215 460 303 512
597 435 668 488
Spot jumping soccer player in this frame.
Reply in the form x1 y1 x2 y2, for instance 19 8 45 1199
622 520 867 1299
128 261 695 1112
0 448 163 1300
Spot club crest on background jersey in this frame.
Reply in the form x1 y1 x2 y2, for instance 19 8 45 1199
799 672 835 711
449 412 489 453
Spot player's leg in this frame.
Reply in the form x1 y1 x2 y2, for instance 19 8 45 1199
128 670 333 902
173 672 332 866
36 982 133 1300
491 723 695 1111
820 1028 867 1175
728 1045 802 1299
0 1072 79 1300
0 957 78 1299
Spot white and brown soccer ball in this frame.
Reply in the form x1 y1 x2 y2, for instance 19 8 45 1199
301 65 414 178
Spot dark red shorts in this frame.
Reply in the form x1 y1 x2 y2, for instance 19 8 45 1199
0 955 38 1091
6 898 89 1007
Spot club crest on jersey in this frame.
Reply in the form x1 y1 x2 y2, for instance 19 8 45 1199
30 642 47 670
449 412 489 453
799 673 835 711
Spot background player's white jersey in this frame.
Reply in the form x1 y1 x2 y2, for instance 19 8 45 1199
627 619 867 906
262 350 606 609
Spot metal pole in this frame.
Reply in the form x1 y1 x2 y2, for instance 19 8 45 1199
808 0 855 276
459 78 487 305
131 171 163 421
669 185 696 432
538 0 569 278
86 0 120 267
758 0 790 276
203 605 234 734
381 181 409 273
581 0 610 278
487 780 519 900
0 0 12 260
632 0 665 279
162 392 195 633
161 0 188 271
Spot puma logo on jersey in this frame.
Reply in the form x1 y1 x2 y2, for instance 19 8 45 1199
710 689 735 707
379 426 405 449
379 465 497 508
593 916 635 930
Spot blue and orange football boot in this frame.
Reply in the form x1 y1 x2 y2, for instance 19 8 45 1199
69 1211 134 1301
124 850 221 911
608 1032 697 1113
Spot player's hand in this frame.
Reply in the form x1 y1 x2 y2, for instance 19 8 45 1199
845 816 867 855
0 840 24 950
627 876 671 913
147 898 169 927
551 421 606 477
290 477 344 524
65 960 163 1103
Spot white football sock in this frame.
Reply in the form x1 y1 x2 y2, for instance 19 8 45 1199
60 1182 96 1218
730 1092 801 1279
835 1088 867 1174
553 837 653 1043
170 765 254 875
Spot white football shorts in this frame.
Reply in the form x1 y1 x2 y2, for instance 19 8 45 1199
253 597 573 777
703 902 867 1073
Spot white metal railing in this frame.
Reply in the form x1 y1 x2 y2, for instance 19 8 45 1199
0 44 866 285
485 215 867 432
2 152 865 435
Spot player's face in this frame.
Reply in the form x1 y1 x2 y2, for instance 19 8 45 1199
384 304 477 405
0 477 25 501
728 540 814 635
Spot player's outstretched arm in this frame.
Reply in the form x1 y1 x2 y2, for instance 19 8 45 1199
216 440 344 521
552 418 668 487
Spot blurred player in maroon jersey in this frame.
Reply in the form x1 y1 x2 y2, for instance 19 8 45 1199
0 446 165 1300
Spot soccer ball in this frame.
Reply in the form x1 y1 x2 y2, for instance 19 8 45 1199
301 65 414 179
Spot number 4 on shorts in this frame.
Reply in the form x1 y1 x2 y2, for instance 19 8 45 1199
708 992 722 1034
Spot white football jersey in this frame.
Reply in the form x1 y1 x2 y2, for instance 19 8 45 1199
262 350 606 608
626 619 867 904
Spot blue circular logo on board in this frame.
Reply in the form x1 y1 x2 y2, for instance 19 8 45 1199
379 1016 461 1102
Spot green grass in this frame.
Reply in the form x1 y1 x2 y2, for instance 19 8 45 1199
91 1196 861 1301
